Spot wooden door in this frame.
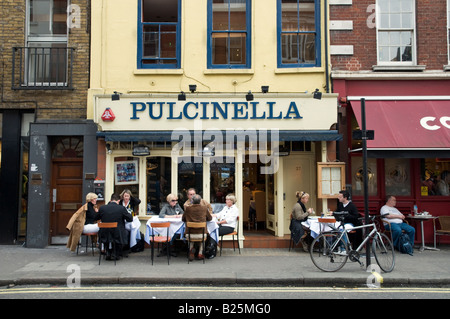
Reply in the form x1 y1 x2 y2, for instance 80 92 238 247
50 159 83 239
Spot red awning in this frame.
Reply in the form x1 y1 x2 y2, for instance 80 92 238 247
350 99 450 150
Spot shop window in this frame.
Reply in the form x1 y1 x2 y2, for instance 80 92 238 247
210 158 235 203
146 157 171 215
138 0 181 69
207 0 251 69
277 0 321 68
384 158 411 196
421 158 450 196
178 157 203 204
351 157 378 197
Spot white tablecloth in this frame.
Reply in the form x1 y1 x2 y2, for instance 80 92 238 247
302 217 342 238
144 216 219 244
125 216 141 247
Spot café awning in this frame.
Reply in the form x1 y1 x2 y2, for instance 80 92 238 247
349 98 450 158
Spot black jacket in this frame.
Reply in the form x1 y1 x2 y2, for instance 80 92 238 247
336 201 361 226
97 201 133 245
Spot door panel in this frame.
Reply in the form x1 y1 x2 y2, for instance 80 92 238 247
51 160 83 237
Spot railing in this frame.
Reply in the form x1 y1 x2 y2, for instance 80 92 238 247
12 46 74 90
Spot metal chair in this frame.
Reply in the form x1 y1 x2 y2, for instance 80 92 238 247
219 216 240 256
97 222 119 265
186 222 207 264
149 222 171 265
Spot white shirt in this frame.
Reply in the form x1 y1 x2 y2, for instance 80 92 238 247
216 204 239 229
380 205 404 224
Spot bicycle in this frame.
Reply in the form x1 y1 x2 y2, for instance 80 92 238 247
309 212 395 273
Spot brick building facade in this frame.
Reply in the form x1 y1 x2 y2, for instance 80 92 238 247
329 0 450 245
0 0 97 246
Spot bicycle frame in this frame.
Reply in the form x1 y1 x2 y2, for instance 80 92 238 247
326 221 380 254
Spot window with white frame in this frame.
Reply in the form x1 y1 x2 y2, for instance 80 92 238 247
277 0 321 68
376 0 415 65
207 0 251 69
26 0 68 85
137 0 181 69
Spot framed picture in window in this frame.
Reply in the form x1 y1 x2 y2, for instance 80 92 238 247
317 162 346 198
115 160 139 185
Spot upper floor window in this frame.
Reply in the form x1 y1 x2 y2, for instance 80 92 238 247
13 0 72 89
376 0 415 65
277 0 321 68
137 0 181 69
207 0 251 69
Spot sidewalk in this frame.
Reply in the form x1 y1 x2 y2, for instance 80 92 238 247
1 244 449 287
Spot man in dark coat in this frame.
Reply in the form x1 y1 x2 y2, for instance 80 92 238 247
336 190 362 248
97 193 133 259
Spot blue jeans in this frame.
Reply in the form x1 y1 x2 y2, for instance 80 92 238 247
385 222 415 248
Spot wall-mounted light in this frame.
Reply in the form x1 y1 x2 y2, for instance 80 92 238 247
313 88 322 100
178 91 186 101
132 144 150 156
261 86 269 93
189 84 197 93
106 143 112 155
246 91 254 101
111 91 121 101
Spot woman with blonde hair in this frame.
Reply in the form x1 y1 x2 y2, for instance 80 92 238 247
290 191 314 252
119 189 141 216
159 193 184 218
83 192 99 233
212 194 239 236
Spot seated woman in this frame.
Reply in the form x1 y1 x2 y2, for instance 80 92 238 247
290 191 313 252
212 194 239 236
83 192 99 233
159 193 184 218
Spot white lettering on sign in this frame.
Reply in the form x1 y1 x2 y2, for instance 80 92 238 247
420 116 450 131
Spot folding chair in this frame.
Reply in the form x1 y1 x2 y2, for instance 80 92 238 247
219 216 240 256
149 222 171 265
186 222 207 264
98 222 118 265
434 216 450 246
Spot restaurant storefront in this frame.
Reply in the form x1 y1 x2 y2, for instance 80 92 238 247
93 93 342 240
334 79 450 245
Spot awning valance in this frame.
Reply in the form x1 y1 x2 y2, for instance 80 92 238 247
97 130 342 142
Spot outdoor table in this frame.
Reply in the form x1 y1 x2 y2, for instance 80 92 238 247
144 216 219 244
406 215 439 251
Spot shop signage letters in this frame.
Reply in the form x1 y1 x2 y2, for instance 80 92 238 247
420 116 450 131
130 101 303 121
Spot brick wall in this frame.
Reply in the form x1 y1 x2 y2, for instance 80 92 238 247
330 0 448 71
0 0 90 120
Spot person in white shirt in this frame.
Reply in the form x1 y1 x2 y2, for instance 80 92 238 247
212 194 239 236
380 195 415 248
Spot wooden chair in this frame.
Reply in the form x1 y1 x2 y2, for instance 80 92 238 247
77 232 97 256
186 222 207 264
317 217 337 234
219 216 240 256
149 222 171 265
97 222 118 265
434 216 450 246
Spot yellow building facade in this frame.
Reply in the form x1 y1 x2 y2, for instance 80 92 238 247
88 0 341 241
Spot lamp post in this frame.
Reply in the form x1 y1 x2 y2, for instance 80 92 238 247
352 98 374 269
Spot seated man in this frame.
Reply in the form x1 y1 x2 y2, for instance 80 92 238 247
380 195 415 248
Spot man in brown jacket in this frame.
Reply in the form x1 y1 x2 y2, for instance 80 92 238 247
183 194 212 260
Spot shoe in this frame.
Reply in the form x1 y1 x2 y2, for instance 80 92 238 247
189 248 195 261
197 254 205 260
300 238 309 252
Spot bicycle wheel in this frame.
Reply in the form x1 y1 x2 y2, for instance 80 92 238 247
372 232 395 273
310 232 348 272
